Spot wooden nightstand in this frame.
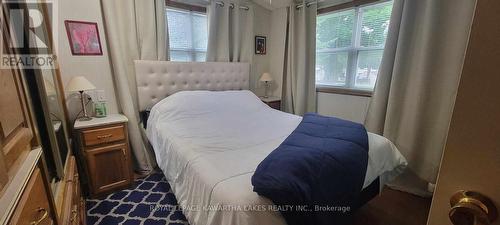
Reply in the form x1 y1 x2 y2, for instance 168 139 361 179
260 96 281 110
73 114 133 197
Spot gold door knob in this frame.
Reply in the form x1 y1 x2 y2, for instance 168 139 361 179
449 190 498 225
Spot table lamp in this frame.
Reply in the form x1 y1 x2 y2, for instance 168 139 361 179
66 76 96 121
260 72 273 98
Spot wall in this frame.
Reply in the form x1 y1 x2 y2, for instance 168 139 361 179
251 4 271 97
58 0 274 119
317 92 370 123
57 0 371 124
57 0 119 121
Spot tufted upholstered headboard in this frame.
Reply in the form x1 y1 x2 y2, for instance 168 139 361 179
134 60 250 111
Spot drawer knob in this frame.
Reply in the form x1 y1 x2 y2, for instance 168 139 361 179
30 207 49 225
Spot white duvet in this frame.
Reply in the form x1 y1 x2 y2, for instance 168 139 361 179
147 90 407 225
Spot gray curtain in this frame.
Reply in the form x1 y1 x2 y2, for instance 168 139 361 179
101 0 168 173
282 1 317 115
365 0 476 194
206 0 254 62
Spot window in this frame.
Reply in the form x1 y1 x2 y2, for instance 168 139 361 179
316 1 393 91
166 7 208 62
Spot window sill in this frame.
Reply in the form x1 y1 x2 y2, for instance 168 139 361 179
316 85 373 97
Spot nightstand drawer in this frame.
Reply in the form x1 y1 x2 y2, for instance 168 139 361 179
267 101 281 110
82 124 125 147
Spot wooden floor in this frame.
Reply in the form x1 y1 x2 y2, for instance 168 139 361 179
351 187 432 225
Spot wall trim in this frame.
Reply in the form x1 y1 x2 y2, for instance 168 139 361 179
316 85 373 97
166 0 207 13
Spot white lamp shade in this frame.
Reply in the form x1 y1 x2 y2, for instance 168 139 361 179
66 76 96 92
260 72 273 82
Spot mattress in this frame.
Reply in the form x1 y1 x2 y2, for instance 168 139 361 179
147 90 407 225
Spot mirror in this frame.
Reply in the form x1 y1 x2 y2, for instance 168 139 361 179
25 1 72 185
39 68 71 181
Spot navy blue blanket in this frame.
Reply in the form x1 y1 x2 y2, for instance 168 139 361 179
251 113 369 225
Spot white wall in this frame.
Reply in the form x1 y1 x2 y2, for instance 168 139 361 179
56 0 370 124
251 4 271 97
317 92 371 123
57 0 118 121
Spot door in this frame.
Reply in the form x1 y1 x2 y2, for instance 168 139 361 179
85 143 131 196
427 1 500 225
0 30 37 192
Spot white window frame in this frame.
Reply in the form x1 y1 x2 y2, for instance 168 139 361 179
316 1 392 95
166 7 207 62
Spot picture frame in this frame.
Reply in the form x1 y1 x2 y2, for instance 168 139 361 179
255 36 266 55
64 20 103 56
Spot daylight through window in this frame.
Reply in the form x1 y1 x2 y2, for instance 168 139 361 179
166 7 208 62
316 1 393 91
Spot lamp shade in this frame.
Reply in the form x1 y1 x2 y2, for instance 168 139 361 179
66 76 96 92
259 72 273 82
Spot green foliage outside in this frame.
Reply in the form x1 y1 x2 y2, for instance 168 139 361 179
316 2 393 87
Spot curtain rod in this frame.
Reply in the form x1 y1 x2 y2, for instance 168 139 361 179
215 1 250 10
296 1 317 9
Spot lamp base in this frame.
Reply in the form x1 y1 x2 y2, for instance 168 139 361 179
77 116 93 121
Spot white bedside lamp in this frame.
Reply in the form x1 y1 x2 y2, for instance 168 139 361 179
66 76 96 121
260 72 273 98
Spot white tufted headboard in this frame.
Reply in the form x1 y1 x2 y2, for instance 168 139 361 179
134 60 250 111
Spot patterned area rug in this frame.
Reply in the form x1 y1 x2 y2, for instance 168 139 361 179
86 172 189 225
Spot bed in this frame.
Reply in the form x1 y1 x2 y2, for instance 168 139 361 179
135 60 407 225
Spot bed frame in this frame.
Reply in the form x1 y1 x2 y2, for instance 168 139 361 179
134 60 250 112
133 60 380 217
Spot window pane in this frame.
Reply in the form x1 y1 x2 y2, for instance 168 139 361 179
167 9 192 49
170 50 192 62
192 13 208 50
316 9 355 50
316 52 348 86
194 52 206 62
166 8 208 62
355 50 383 89
359 2 393 48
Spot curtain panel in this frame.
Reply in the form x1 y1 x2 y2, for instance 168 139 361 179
282 1 317 116
365 0 476 194
101 0 168 173
206 0 254 62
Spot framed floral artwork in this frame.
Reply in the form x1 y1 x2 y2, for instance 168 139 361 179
64 20 103 55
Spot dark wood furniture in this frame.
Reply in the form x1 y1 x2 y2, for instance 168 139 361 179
260 96 281 110
0 2 85 224
7 153 57 225
60 156 86 225
73 115 133 198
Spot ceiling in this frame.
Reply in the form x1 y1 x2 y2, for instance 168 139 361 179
174 0 292 10
252 0 293 10
251 0 350 10
174 0 350 11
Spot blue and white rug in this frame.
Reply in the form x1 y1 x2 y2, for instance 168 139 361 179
86 172 189 225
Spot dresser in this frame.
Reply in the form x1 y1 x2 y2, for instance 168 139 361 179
74 114 133 198
59 156 86 225
0 149 56 225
